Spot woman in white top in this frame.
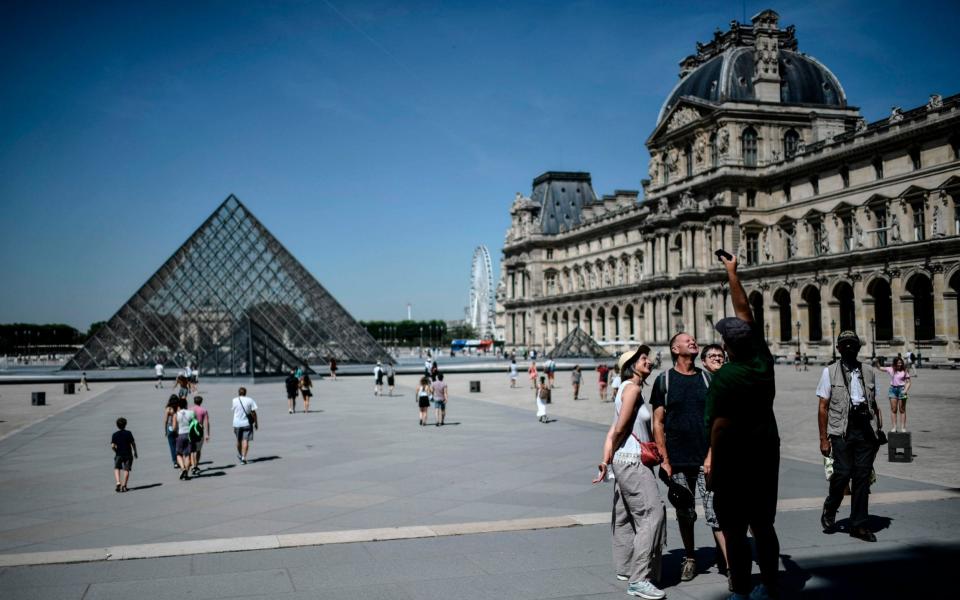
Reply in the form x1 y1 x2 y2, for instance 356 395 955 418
592 345 667 600
536 375 550 423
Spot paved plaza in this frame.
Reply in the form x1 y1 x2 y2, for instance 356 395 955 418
0 365 958 599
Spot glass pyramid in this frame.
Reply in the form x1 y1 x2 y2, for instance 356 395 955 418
64 195 391 375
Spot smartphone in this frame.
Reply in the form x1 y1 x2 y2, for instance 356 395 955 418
715 249 733 262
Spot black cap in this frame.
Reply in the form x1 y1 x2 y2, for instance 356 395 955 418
715 317 752 345
837 330 861 347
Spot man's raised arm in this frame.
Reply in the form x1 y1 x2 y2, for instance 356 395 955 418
720 255 752 324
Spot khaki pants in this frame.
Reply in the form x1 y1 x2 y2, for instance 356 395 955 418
611 462 667 583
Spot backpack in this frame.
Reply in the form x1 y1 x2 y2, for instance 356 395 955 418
188 416 204 442
656 368 712 408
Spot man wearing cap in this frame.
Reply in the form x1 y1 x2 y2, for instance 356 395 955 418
816 331 883 543
593 345 667 600
651 331 724 583
706 255 781 600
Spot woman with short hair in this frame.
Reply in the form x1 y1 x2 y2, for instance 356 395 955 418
416 377 432 426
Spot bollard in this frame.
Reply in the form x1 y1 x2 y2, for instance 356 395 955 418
31 392 46 406
469 381 481 393
63 382 75 395
888 431 912 463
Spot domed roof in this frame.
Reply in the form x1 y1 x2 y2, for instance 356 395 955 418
658 47 846 123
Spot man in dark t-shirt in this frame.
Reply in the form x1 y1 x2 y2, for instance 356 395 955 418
652 332 726 582
110 417 138 493
706 254 781 600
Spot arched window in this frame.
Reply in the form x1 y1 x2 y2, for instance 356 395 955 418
868 279 893 341
673 297 684 334
906 274 935 340
774 288 792 342
673 234 683 271
611 306 620 338
585 309 593 336
598 307 606 339
801 286 823 341
834 282 856 333
950 272 960 337
784 129 800 159
625 305 635 338
742 127 758 167
684 144 694 178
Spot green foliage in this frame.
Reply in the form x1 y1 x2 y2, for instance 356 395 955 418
0 323 84 354
359 320 451 345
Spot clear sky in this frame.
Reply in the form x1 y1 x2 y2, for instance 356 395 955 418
2 0 958 330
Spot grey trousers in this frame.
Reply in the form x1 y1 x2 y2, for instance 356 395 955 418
612 462 667 583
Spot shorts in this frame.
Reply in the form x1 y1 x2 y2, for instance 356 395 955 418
234 426 254 442
387 377 395 386
175 434 192 456
418 396 431 409
599 382 607 389
663 466 718 529
287 391 298 400
114 455 133 471
889 385 905 400
376 375 384 385
302 389 312 397
189 375 198 384
433 399 446 410
191 438 204 453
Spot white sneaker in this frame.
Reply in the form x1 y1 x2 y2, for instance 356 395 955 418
627 580 665 599
616 574 629 581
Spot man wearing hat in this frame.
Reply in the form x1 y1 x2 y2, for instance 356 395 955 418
816 330 883 543
705 255 781 600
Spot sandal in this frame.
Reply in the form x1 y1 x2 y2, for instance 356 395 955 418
115 483 121 492
121 485 128 493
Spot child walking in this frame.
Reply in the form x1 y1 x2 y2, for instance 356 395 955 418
111 417 138 492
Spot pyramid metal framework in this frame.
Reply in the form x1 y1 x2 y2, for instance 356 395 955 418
64 195 392 375
547 326 613 359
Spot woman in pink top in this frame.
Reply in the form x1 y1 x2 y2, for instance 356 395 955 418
528 361 538 389
875 357 912 432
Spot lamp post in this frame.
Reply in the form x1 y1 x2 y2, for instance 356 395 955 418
870 318 877 361
796 320 802 356
831 319 837 361
764 322 770 342
419 326 423 353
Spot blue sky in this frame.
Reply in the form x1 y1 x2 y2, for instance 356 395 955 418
2 0 958 330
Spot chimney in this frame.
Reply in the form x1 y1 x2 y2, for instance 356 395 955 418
751 9 782 102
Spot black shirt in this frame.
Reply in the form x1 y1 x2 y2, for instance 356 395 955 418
650 369 710 468
111 430 135 457
285 375 300 395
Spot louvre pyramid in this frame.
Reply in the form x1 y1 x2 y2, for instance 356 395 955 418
547 326 613 359
64 195 391 375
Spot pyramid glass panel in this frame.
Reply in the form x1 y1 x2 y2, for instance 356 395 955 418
65 195 391 375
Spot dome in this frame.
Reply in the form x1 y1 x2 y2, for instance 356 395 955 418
657 47 847 124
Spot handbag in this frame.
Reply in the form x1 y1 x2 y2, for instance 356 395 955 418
639 440 663 467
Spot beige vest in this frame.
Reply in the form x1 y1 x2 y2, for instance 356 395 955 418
825 361 877 438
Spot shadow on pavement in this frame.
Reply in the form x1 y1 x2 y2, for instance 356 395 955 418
247 455 281 463
193 471 227 478
205 464 236 471
125 483 162 491
781 542 959 598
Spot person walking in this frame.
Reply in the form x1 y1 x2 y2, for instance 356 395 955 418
416 377 432 426
232 387 258 465
528 360 539 389
387 364 396 396
189 396 210 476
572 365 582 400
509 358 519 388
163 395 179 468
818 331 884 543
593 345 667 600
431 372 448 426
536 375 550 423
329 357 338 380
154 362 164 388
111 417 138 493
546 357 557 389
300 372 313 413
874 356 911 432
174 397 195 480
285 369 300 414
80 371 90 391
651 331 726 583
706 254 782 600
175 375 189 400
374 361 386 396
597 363 610 401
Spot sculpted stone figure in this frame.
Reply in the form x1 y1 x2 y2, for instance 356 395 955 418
889 211 902 242
927 93 943 111
648 154 660 181
889 106 904 124
666 148 680 173
717 128 730 155
933 204 944 237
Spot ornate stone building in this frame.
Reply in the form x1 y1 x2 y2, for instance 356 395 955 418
497 9 960 362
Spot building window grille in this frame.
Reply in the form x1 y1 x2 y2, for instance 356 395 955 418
746 232 759 265
746 190 757 207
842 215 854 251
546 249 553 259
784 129 800 159
874 207 888 247
913 203 926 241
742 127 758 167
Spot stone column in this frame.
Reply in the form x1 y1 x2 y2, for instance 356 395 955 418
853 277 868 341
861 297 876 357
933 266 947 340
695 291 707 342
890 270 907 345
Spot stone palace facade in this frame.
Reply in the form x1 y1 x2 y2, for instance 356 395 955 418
497 9 960 362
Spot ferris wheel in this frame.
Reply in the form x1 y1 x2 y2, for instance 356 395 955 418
468 245 495 338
